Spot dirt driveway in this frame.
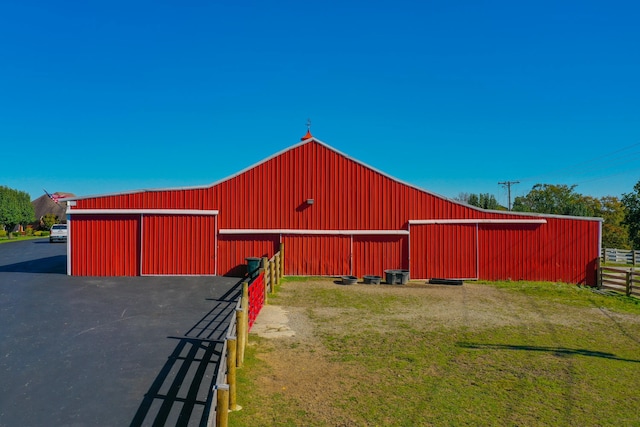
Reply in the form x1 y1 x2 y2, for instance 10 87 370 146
0 240 241 426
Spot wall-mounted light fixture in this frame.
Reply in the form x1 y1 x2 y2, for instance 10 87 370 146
306 199 314 205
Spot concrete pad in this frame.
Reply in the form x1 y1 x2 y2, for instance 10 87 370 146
251 305 296 338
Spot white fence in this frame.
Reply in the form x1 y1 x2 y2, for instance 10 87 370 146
601 248 639 266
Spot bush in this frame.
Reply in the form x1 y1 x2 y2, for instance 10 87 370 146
34 231 42 236
26 227 34 236
42 231 50 236
0 230 6 237
42 213 58 230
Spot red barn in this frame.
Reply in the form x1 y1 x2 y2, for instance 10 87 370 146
64 132 602 285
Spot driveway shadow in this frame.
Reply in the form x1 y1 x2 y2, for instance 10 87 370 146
130 280 243 426
129 337 225 427
0 255 67 274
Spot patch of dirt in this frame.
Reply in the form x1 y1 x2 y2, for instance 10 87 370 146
250 303 366 425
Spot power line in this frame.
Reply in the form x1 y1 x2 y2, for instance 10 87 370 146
498 181 520 211
518 140 640 184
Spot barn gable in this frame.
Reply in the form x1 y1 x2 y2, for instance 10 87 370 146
65 134 602 284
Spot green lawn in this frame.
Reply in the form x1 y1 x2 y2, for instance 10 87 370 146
230 279 640 427
0 235 48 244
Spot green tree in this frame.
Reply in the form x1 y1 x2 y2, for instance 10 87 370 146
622 180 640 249
468 193 502 210
42 213 58 230
454 192 471 204
0 186 35 238
595 196 630 249
456 192 504 210
513 184 631 248
512 184 595 216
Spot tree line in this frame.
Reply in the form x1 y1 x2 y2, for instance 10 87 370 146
458 181 640 249
0 186 35 238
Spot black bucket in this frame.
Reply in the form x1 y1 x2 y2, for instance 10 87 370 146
246 257 262 278
384 269 399 284
398 270 410 285
363 275 381 285
341 275 358 285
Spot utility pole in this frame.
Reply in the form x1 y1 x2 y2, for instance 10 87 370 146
499 181 520 211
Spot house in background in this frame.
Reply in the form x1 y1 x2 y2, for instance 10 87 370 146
32 192 74 227
63 131 602 284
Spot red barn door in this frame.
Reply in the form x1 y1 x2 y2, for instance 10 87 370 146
217 234 280 277
352 235 408 277
410 224 477 280
70 215 140 276
284 235 350 276
141 215 216 275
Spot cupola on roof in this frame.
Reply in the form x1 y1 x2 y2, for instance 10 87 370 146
301 118 313 140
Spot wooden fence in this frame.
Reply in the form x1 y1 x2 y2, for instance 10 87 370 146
206 243 284 427
597 264 640 298
261 243 284 298
601 248 639 266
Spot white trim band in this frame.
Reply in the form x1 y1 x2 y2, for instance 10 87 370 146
409 219 547 225
67 208 219 216
219 229 409 235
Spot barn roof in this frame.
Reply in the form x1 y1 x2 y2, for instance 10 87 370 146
62 136 602 222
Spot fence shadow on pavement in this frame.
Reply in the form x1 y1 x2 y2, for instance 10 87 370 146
130 280 244 427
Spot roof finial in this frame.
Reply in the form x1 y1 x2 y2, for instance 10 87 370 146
301 118 313 140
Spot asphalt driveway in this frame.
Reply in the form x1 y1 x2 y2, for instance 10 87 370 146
0 239 242 426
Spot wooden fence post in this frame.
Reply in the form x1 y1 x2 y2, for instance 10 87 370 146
269 259 275 294
279 242 284 278
275 253 280 285
626 270 633 297
258 267 266 304
261 259 268 303
216 384 229 427
236 308 245 368
596 257 602 289
227 337 241 411
242 281 249 346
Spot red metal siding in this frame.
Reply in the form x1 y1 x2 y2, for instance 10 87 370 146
70 140 600 283
71 215 140 276
284 235 350 276
478 219 599 285
74 141 478 230
478 224 544 282
352 235 408 277
217 234 279 277
410 224 478 280
141 215 215 275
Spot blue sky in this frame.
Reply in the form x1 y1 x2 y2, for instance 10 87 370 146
1 1 638 207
